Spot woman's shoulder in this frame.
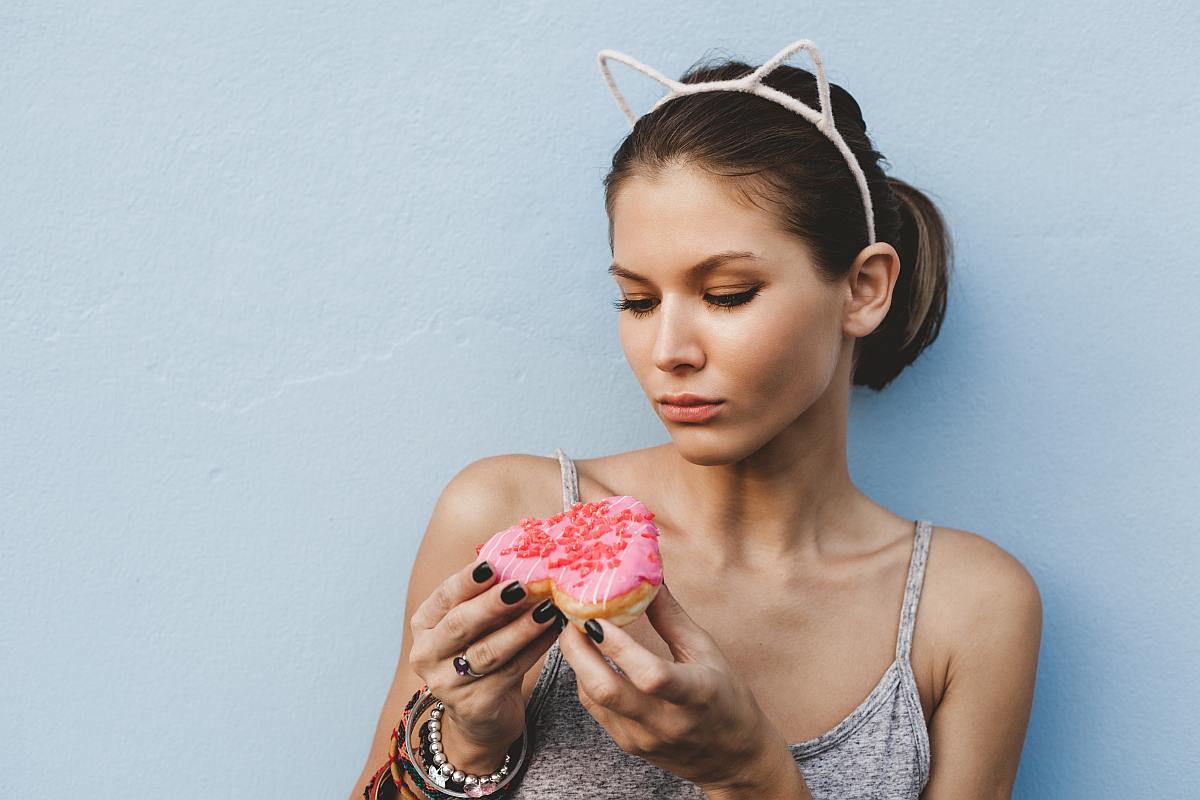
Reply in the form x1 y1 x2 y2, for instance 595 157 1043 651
921 524 1043 666
925 525 1041 613
414 454 570 603
476 446 656 512
452 449 601 520
903 524 1041 722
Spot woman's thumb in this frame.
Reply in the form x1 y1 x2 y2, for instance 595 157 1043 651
646 581 711 663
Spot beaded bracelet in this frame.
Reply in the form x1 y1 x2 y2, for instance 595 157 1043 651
402 686 528 798
363 684 526 800
417 700 515 793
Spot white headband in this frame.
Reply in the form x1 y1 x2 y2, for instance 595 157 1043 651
597 39 876 245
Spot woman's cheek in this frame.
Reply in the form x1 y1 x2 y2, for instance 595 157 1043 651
744 314 833 406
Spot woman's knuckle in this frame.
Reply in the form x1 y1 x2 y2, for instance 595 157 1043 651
442 609 468 642
439 582 464 615
658 719 687 746
499 658 525 680
643 665 672 694
576 689 599 716
592 679 622 708
627 731 653 757
469 637 497 669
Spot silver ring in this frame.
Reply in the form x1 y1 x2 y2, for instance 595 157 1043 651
452 651 486 679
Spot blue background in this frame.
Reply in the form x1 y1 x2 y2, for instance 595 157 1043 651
3 2 1197 797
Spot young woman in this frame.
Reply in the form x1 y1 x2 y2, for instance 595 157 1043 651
352 45 1042 800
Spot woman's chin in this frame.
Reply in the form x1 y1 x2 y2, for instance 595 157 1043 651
667 433 750 467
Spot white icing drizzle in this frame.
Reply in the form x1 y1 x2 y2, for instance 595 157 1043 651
521 554 540 583
597 566 619 609
480 534 502 563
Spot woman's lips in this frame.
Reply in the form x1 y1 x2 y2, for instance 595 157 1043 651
658 400 724 423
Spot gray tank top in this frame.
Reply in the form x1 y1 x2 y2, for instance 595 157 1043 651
504 448 933 799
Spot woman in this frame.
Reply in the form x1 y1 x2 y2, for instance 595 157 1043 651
352 42 1042 800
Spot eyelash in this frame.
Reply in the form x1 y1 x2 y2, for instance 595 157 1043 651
610 288 760 318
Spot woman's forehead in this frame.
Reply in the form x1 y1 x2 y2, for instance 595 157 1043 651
611 194 811 280
610 165 799 257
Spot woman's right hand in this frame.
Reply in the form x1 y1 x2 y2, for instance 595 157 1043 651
407 558 565 754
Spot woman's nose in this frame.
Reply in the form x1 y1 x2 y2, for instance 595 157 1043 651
651 301 706 372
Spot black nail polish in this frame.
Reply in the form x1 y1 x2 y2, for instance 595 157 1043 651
472 561 493 583
585 619 604 643
555 613 567 632
532 599 559 624
501 580 526 604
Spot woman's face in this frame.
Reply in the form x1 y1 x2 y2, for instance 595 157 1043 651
609 164 848 462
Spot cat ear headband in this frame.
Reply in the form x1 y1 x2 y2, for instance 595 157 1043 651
596 39 876 245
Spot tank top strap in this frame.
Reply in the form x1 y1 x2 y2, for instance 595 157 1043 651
552 447 581 511
894 519 934 663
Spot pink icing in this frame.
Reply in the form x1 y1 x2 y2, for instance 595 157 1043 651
474 495 662 610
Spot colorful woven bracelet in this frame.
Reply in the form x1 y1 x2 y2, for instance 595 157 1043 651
391 686 458 799
362 685 445 800
362 756 423 800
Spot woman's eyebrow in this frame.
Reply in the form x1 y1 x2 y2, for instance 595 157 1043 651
608 250 762 283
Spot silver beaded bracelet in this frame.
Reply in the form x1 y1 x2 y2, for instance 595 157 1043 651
403 686 529 798
421 702 512 794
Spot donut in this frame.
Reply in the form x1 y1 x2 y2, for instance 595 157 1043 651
474 496 663 628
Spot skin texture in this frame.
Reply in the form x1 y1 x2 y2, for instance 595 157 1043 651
349 162 1042 799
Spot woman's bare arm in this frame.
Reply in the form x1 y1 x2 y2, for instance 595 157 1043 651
920 538 1043 799
347 455 528 800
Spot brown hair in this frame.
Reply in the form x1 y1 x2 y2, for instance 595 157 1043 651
602 51 954 391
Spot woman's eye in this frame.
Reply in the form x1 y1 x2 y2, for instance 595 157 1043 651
610 288 759 318
610 297 656 318
707 288 759 311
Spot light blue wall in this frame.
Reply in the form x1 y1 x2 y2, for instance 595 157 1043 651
3 2 1196 797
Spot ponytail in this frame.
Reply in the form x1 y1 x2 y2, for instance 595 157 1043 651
851 178 955 391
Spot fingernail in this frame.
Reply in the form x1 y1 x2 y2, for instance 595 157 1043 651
501 580 526 604
555 613 567 632
585 619 604 643
532 599 559 624
472 561 494 583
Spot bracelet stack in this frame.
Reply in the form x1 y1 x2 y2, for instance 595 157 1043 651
362 684 528 800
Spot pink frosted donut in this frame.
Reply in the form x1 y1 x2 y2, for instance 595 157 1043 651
474 496 663 627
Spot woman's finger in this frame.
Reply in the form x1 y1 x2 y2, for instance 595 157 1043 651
583 616 698 705
456 597 564 680
409 558 500 632
491 609 566 682
426 576 538 661
559 621 653 722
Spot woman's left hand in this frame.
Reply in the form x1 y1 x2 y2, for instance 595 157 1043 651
557 582 804 797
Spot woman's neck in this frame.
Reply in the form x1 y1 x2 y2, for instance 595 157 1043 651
647 403 887 568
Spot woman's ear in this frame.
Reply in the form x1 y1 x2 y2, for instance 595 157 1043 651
843 242 900 338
